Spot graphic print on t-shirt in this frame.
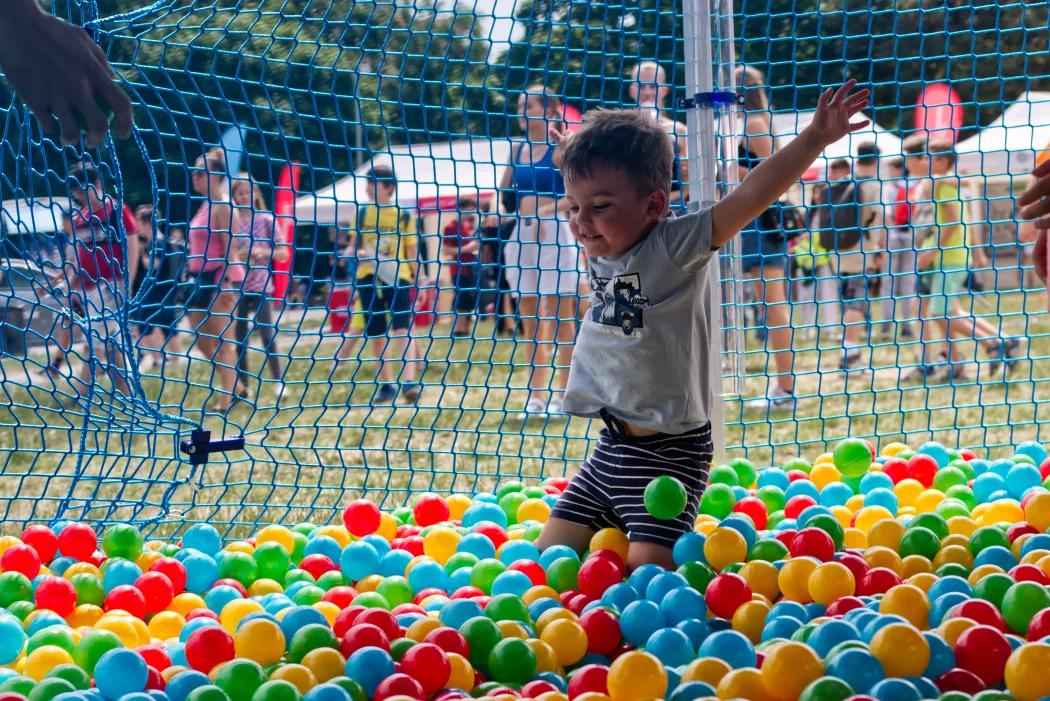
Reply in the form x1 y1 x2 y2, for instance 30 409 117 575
590 272 650 336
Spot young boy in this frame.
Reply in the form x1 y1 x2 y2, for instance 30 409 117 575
536 82 870 570
350 166 428 404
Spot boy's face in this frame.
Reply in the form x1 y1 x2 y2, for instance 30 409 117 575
564 165 667 258
367 180 395 202
905 153 927 177
930 154 954 175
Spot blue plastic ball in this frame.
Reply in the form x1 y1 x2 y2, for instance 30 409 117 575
94 648 147 700
377 549 413 577
1016 441 1048 465
344 646 394 697
676 618 710 650
869 678 920 701
669 682 718 701
303 536 342 564
918 441 950 468
457 533 497 560
818 482 854 508
303 684 352 701
0 614 26 665
102 559 142 593
645 627 694 667
165 672 211 701
660 587 707 626
439 599 484 629
696 630 756 669
498 540 540 565
645 572 688 603
601 582 639 612
490 570 532 598
1007 464 1042 499
761 615 804 642
826 648 885 694
973 473 1007 503
178 617 220 643
757 468 790 490
923 631 955 679
973 545 1018 570
407 560 449 593
204 584 243 614
182 551 218 594
807 619 861 658
278 605 328 642
672 533 706 567
620 600 666 646
859 471 894 494
182 524 222 556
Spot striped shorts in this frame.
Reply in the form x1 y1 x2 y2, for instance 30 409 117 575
550 414 713 548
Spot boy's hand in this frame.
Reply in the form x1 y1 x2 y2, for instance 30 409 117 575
549 125 572 168
806 80 871 147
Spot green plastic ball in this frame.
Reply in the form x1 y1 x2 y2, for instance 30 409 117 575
932 466 968 493
214 658 266 701
0 676 35 697
326 677 367 701
497 481 526 499
101 524 144 560
910 513 949 540
27 626 75 655
1002 581 1050 635
973 572 1014 608
832 438 872 478
390 638 416 661
291 585 325 606
485 593 530 622
252 542 292 581
445 552 479 575
0 572 32 606
943 485 977 511
187 685 232 701
316 571 346 591
729 458 757 488
798 676 854 701
934 498 971 521
545 557 580 593
755 486 787 513
74 629 123 675
288 623 338 663
805 514 845 550
935 563 971 579
460 615 502 669
499 492 529 524
470 559 507 595
350 591 390 609
700 483 736 519
250 681 300 701
783 457 812 474
44 664 90 691
898 527 941 560
748 538 789 562
644 476 688 520
375 576 413 607
28 677 75 701
487 638 537 684
284 569 315 587
677 561 716 592
70 573 104 606
218 551 258 587
707 465 740 487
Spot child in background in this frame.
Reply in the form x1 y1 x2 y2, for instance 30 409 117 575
440 196 487 337
536 83 870 569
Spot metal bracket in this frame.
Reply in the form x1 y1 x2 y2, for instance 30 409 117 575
179 428 245 466
678 91 743 109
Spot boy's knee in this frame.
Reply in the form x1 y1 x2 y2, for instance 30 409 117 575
626 541 676 572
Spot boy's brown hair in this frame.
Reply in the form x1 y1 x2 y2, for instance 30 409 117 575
926 138 957 166
903 134 928 155
560 109 674 195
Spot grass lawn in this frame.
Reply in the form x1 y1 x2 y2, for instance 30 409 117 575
0 287 1046 536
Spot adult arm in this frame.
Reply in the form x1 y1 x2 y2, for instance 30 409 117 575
1018 166 1049 282
0 0 132 147
712 82 870 247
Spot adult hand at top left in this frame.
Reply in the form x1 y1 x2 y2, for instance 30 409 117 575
806 79 871 147
0 0 133 149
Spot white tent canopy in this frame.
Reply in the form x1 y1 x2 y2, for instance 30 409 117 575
956 91 1050 176
771 110 902 180
295 138 513 225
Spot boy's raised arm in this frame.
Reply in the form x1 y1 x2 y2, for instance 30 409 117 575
711 81 870 248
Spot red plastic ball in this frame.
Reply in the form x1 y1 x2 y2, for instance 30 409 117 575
951 599 1007 632
137 644 172 671
451 586 484 600
1008 523 1039 543
356 609 401 639
705 573 752 619
340 623 391 656
423 627 470 657
857 567 901 596
579 607 621 656
20 525 58 563
322 586 359 609
825 596 865 617
33 576 76 616
145 666 165 691
577 556 623 599
507 559 546 587
333 606 365 638
954 624 1011 686
774 530 798 550
1 544 40 579
1040 458 1050 481
907 454 939 487
1010 563 1050 585
413 494 450 528
732 497 769 530
568 664 609 698
391 604 425 617
186 608 219 622
784 496 817 520
398 536 425 558
1027 608 1050 641
567 593 592 615
373 673 425 701
935 668 987 695
343 499 382 537
473 523 508 550
149 558 187 594
104 584 148 619
789 528 835 562
400 642 451 695
546 477 570 492
834 553 870 583
56 523 97 561
299 554 338 579
135 572 175 614
521 681 558 697
880 458 909 485
786 470 810 483
185 626 235 673
213 579 248 597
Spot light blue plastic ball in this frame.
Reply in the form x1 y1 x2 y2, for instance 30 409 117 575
601 582 639 612
181 551 218 594
1007 463 1042 499
462 504 508 528
490 570 532 598
761 615 803 642
807 619 861 658
457 533 497 561
497 540 540 565
439 598 484 629
819 482 855 508
0 614 26 665
303 684 353 701
344 646 395 697
303 536 342 564
923 630 955 679
785 480 819 502
859 471 894 494
278 605 328 642
645 627 694 667
864 488 899 512
165 671 211 701
826 648 885 694
697 630 756 668
101 559 142 593
1016 441 1048 465
94 648 147 700
407 559 449 593
669 682 717 701
757 468 790 491
182 524 222 557
646 571 689 603
178 616 220 643
204 584 242 614
339 541 379 582
720 515 758 550
973 473 1007 503
377 549 413 577
661 587 707 626
620 600 666 646
918 441 950 468
672 532 706 567
973 545 1018 570
869 678 920 701
676 618 710 650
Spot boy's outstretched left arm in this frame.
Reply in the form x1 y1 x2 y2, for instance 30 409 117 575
711 80 871 248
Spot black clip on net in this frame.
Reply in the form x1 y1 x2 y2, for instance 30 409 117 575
678 92 743 109
179 428 246 466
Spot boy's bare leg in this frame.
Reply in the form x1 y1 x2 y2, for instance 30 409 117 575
627 541 676 571
536 517 595 555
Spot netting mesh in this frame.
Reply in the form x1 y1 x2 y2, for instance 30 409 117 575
0 0 1046 534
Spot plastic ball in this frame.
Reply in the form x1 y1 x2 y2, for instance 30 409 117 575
954 624 1011 686
705 572 751 618
761 641 824 701
487 638 536 684
808 562 856 606
607 651 667 701
94 648 148 700
343 500 381 538
185 626 235 673
869 623 929 678
834 438 873 478
703 528 747 571
643 476 687 520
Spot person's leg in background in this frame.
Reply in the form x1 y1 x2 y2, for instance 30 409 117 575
516 293 550 417
840 275 868 372
234 292 255 396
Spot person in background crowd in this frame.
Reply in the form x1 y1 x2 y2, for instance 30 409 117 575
907 139 1020 383
329 224 363 361
441 196 492 337
880 153 919 338
65 161 138 395
351 166 428 404
495 85 583 419
42 211 75 380
231 173 286 401
185 148 242 412
630 61 689 209
133 205 186 373
1019 155 1050 299
851 144 888 336
736 66 774 160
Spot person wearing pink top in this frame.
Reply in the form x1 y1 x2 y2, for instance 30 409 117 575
186 148 241 413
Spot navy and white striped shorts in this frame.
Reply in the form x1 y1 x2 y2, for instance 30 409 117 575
550 419 714 548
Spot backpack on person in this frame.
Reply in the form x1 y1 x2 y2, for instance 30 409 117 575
815 180 864 251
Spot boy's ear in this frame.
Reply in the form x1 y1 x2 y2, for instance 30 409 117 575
647 189 669 218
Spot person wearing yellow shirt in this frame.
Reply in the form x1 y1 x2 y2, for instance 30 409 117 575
351 166 427 404
909 140 1020 383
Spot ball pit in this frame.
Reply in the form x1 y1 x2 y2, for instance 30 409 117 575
8 441 1050 699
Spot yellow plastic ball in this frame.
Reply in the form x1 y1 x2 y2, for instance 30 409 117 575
870 623 929 677
906 572 937 592
1021 549 1050 566
540 619 588 667
969 564 1005 585
24 645 73 681
682 657 732 687
731 600 771 644
809 464 842 490
528 638 560 674
864 546 903 574
879 584 931 629
986 499 1024 524
535 607 576 634
704 528 747 572
845 495 866 513
933 544 974 570
269 664 316 694
607 651 667 701
915 489 946 514
1006 642 1050 701
220 598 264 633
248 579 284 597
939 617 977 647
941 533 969 550
854 506 894 533
423 527 460 564
314 525 352 548
881 442 911 457
1014 534 1034 559
843 528 867 549
357 574 383 593
66 604 103 628
829 506 853 529
136 550 164 571
226 541 255 555
446 494 472 522
894 479 925 508
376 513 398 542
62 562 102 580
760 642 824 701
148 611 186 641
255 525 295 552
523 586 560 605
517 498 551 524
162 666 188 684
590 529 630 561
739 561 780 602
900 555 933 578
94 616 139 647
1025 493 1050 532
807 561 856 606
497 621 529 640
778 557 818 603
406 617 442 642
716 667 771 701
0 535 21 558
947 516 976 537
867 519 905 550
447 652 475 690
235 617 286 666
696 520 718 536
169 593 207 617
312 601 340 627
300 647 345 683
574 694 612 701
535 694 569 701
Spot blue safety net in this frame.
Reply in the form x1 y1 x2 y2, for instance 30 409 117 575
0 0 1045 534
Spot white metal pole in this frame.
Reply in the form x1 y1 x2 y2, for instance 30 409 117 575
682 0 741 460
